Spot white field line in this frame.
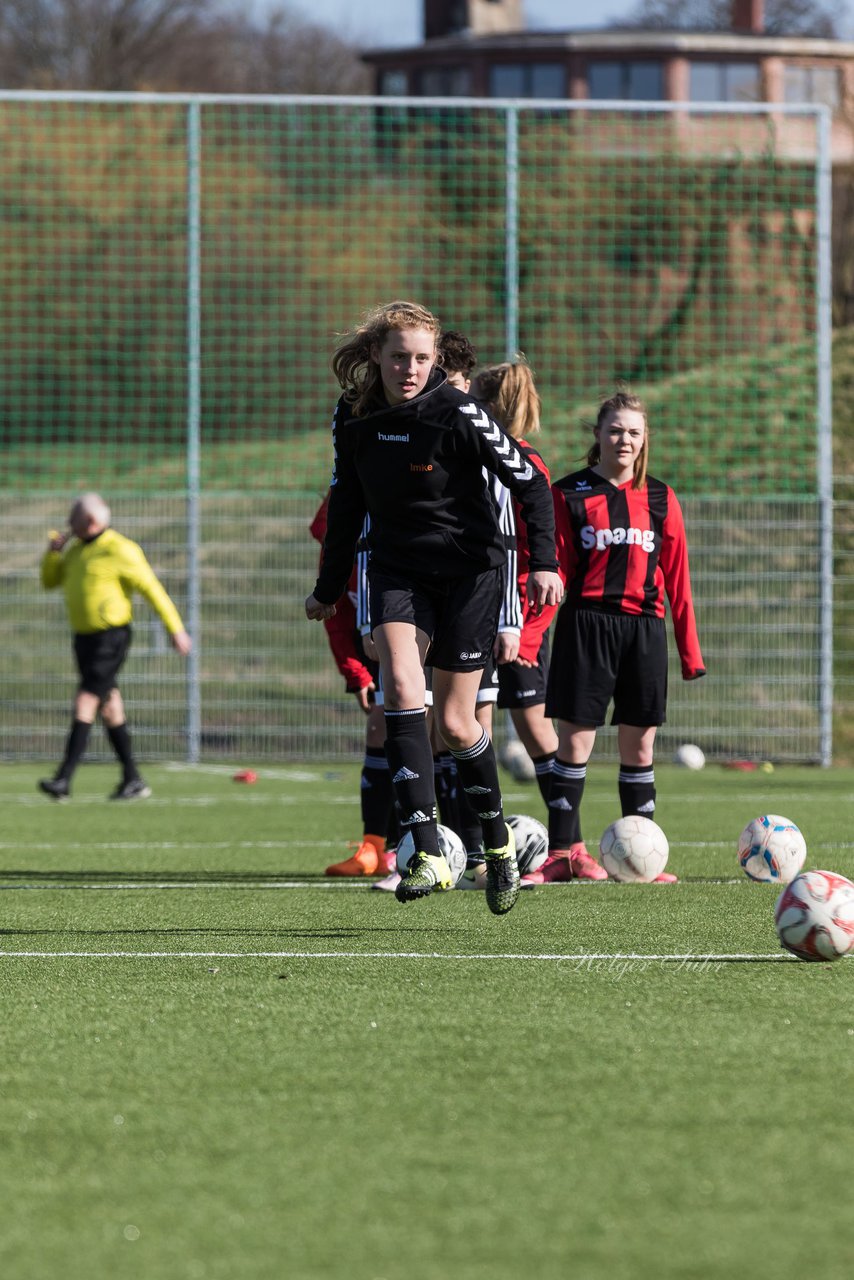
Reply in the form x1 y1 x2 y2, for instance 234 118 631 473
0 876 767 889
0 949 810 962
1 838 853 853
0 840 345 851
0 881 367 890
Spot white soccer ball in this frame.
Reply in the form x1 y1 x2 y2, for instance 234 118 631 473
599 816 670 883
499 737 536 782
737 814 807 884
506 813 549 876
396 824 467 888
674 743 705 770
774 870 854 962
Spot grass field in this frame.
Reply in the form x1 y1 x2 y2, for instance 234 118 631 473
2 760 853 1280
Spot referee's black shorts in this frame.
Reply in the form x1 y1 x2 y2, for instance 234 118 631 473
369 566 503 674
73 626 132 699
546 607 668 728
497 633 550 710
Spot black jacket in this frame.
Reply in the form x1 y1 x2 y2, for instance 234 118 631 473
314 369 557 605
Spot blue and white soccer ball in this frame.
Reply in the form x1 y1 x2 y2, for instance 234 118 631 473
396 824 467 888
738 814 807 884
506 813 549 876
599 816 670 883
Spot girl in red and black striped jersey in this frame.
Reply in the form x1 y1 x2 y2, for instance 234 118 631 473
522 391 705 885
305 301 563 916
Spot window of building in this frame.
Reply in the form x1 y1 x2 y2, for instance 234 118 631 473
417 66 473 97
784 65 840 110
379 70 408 96
689 62 761 102
489 63 566 99
588 61 664 101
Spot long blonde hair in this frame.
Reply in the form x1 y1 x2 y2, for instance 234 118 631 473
331 300 441 418
587 391 649 489
472 358 541 441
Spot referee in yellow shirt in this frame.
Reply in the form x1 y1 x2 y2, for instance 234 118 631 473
39 492 192 800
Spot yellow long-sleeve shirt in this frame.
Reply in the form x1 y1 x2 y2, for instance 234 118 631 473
41 528 184 636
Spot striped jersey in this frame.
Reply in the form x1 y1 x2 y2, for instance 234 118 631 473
550 466 705 679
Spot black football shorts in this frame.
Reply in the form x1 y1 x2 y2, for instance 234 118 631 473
369 566 503 673
497 633 550 710
73 625 132 699
545 608 668 727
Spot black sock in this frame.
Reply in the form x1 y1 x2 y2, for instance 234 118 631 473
56 719 91 781
618 763 656 818
106 722 140 783
455 782 484 858
547 758 587 849
451 730 505 851
361 745 395 839
384 708 439 856
532 751 556 807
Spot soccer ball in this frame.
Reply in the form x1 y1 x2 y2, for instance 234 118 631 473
396 824 467 888
737 814 807 884
774 870 854 961
674 743 705 770
599 816 669 883
506 813 548 876
499 736 536 782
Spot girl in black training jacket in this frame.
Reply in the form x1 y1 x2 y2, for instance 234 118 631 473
305 301 563 916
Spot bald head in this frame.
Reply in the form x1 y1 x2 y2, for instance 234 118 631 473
69 492 111 539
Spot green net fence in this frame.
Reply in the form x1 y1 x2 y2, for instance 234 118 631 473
0 94 832 764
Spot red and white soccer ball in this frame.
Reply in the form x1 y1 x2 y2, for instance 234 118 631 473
737 814 807 884
396 824 467 888
506 813 549 877
599 816 669 883
774 870 854 962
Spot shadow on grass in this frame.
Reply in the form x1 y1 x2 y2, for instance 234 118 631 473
0 923 468 939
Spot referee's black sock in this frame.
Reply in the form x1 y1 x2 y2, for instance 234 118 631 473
56 719 91 781
451 730 505 851
106 722 141 783
532 751 556 806
618 763 656 818
548 758 587 848
384 708 439 856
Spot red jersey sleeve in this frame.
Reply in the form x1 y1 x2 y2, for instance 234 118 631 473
311 492 374 692
517 484 568 658
659 491 705 680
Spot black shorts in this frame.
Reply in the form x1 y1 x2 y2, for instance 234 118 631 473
73 626 131 700
369 566 503 673
545 608 667 728
497 633 550 710
477 657 499 705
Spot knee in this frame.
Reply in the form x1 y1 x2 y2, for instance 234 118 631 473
435 711 475 752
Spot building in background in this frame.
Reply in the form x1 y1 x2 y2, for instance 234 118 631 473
364 0 854 155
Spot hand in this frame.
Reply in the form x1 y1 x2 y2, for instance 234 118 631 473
171 629 192 656
494 630 520 664
526 570 564 615
48 530 70 552
353 683 376 714
305 593 337 621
